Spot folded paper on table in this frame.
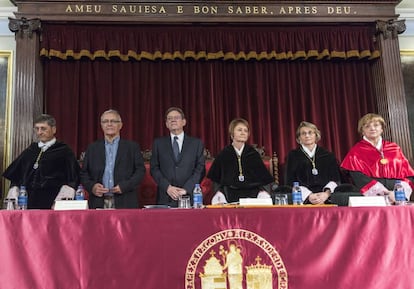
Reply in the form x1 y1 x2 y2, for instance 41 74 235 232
348 196 387 207
54 200 89 210
143 205 170 209
239 198 273 206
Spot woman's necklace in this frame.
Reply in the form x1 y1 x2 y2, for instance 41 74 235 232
233 144 245 182
378 141 388 165
367 137 388 165
236 154 245 182
300 146 318 175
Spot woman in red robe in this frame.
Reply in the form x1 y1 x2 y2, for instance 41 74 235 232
341 113 414 202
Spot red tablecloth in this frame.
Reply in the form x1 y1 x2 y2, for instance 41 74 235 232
0 206 413 289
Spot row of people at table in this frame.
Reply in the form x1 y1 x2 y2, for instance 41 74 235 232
3 108 414 209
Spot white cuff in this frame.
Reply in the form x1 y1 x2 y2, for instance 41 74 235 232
55 185 75 201
257 191 271 199
364 182 388 196
6 186 19 200
323 181 338 193
300 186 312 201
400 181 412 200
211 191 228 205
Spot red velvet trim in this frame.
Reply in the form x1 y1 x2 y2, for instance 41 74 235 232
360 179 377 195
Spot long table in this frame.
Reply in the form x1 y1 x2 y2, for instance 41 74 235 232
138 160 272 207
0 206 413 289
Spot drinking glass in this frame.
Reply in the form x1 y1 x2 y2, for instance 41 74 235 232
103 193 115 209
178 195 191 208
3 198 17 210
275 194 288 206
384 194 392 206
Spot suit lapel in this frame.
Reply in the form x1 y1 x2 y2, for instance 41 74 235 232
167 135 187 163
97 141 106 175
176 134 190 162
114 139 123 168
164 136 176 162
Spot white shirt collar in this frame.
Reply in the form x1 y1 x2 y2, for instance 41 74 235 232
233 143 245 156
301 144 317 158
363 136 383 150
38 138 57 151
171 133 184 152
171 132 184 142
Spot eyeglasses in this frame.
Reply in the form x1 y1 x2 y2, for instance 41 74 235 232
363 122 382 129
166 116 182 121
300 131 315 136
101 119 121 124
33 126 50 132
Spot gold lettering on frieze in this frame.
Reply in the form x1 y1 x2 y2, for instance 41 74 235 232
65 5 102 13
227 6 269 15
112 5 166 14
193 5 218 14
279 6 318 14
327 6 353 15
63 3 360 17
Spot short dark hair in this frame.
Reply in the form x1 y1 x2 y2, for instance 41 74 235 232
165 107 185 120
34 114 56 127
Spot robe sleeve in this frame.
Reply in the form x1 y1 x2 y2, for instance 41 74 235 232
349 171 388 196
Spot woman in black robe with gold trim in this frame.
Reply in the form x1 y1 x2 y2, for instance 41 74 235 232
207 118 274 204
286 121 341 204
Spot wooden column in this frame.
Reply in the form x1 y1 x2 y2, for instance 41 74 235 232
372 19 413 163
8 17 43 159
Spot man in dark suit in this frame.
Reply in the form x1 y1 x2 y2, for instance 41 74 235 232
80 109 146 209
150 107 205 207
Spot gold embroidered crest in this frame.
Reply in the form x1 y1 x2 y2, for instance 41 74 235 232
185 229 288 289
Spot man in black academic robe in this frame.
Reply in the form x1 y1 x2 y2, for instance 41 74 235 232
3 114 80 209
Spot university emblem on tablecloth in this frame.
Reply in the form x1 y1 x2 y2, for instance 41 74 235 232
185 229 288 289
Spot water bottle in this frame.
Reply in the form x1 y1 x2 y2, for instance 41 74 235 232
394 180 406 205
193 184 203 208
18 185 28 210
292 181 303 205
75 185 85 200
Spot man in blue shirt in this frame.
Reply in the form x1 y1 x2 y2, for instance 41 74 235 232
80 109 146 209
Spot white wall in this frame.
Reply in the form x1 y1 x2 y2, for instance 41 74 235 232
0 5 16 50
397 5 414 51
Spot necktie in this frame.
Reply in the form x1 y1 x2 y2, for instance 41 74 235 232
173 136 180 160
